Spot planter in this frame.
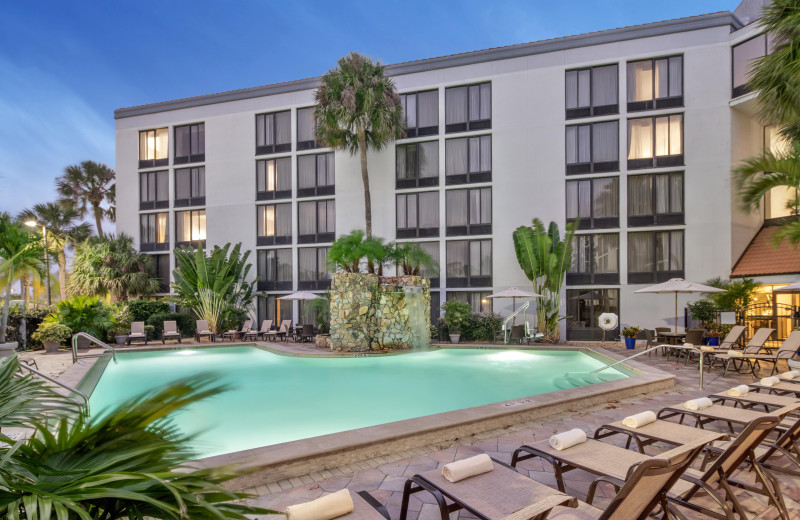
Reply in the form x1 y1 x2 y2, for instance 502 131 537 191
115 335 127 346
624 337 636 349
0 342 17 358
75 335 92 350
706 337 720 346
449 334 461 344
43 341 61 353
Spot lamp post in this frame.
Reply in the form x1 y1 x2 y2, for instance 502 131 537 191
24 220 51 306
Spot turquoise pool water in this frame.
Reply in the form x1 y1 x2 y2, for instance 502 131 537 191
88 346 627 458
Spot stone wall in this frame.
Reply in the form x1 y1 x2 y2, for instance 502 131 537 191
329 273 431 351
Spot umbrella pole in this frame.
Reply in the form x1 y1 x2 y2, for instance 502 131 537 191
277 299 281 323
674 293 678 334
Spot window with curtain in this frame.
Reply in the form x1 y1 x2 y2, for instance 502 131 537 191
256 110 291 155
567 233 619 284
257 295 293 326
445 135 491 184
445 82 491 133
257 248 292 291
298 200 335 243
565 177 619 229
396 192 439 238
565 121 619 174
138 128 168 168
174 123 205 164
139 170 169 210
257 203 292 245
627 115 683 169
626 56 683 111
139 213 169 251
447 291 492 314
174 167 205 207
565 64 618 118
566 289 619 340
297 107 320 150
401 90 439 137
628 172 684 226
175 209 206 246
396 141 439 188
445 187 491 236
256 157 292 200
298 247 331 289
446 239 491 287
297 153 335 197
151 254 170 292
732 34 767 98
628 230 684 283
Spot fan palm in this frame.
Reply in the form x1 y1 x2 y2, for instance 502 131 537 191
19 203 92 301
0 215 45 343
315 52 404 238
56 161 116 237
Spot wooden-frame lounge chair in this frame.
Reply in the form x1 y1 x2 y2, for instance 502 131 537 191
161 320 182 344
729 330 800 377
195 320 215 342
706 327 774 375
126 321 148 345
399 457 577 520
222 319 253 342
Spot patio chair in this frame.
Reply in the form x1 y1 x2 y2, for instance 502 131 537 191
245 319 271 341
655 327 672 346
222 319 252 342
126 321 148 345
161 321 181 344
727 330 800 377
283 489 390 520
642 328 659 356
275 319 292 341
195 320 215 342
706 327 775 375
299 324 315 343
668 328 703 363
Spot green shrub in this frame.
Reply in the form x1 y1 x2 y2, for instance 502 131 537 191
45 296 112 339
687 299 717 328
461 313 502 342
219 308 250 333
31 322 72 344
441 300 472 334
7 305 55 349
128 299 170 322
146 313 196 339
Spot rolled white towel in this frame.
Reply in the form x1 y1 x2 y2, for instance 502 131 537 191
780 370 800 380
285 489 353 520
684 397 713 411
622 411 657 429
549 428 587 451
726 351 744 358
700 346 715 353
727 385 750 397
441 453 494 483
760 376 781 387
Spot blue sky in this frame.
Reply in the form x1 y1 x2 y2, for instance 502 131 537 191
0 0 736 220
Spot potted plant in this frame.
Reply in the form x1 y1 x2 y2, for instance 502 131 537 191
705 329 722 346
442 300 471 344
44 295 112 349
621 326 641 350
108 304 132 346
31 322 72 353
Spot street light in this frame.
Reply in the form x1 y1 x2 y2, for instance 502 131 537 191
24 220 51 305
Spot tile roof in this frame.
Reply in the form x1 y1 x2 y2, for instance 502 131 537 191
732 225 800 277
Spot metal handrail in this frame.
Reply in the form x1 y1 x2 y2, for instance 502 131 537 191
71 332 116 363
18 362 89 412
591 343 707 390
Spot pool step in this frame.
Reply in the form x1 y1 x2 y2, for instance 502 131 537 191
553 371 620 389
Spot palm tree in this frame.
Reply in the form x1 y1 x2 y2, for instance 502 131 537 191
56 160 116 236
19 202 92 301
315 52 404 238
0 215 45 343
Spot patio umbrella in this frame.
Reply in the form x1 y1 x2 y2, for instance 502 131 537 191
277 291 321 323
486 287 541 324
634 278 724 333
774 282 800 291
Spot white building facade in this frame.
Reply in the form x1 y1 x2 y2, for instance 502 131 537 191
115 1 791 340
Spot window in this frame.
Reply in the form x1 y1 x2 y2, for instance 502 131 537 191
445 135 491 184
174 167 205 207
175 209 206 247
138 128 168 168
257 248 292 291
567 233 619 285
256 111 291 155
566 289 619 340
139 170 168 210
732 34 767 98
174 123 205 164
297 107 320 150
298 200 335 243
150 254 170 292
297 153 335 197
397 192 439 238
627 115 683 169
565 64 619 119
566 177 619 229
445 188 491 236
257 294 293 325
256 157 292 200
298 247 331 290
257 204 292 245
626 56 683 111
566 121 619 174
430 291 441 324
445 82 491 133
447 291 492 314
446 239 491 287
401 90 439 137
140 213 169 252
397 241 440 288
628 173 684 226
763 126 798 219
628 230 684 283
396 141 439 188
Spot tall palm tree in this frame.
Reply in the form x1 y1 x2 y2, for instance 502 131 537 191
19 202 92 301
56 160 116 236
0 215 44 343
315 52 404 238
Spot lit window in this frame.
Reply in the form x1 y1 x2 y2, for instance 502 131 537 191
257 204 292 245
627 115 683 169
176 210 206 245
140 212 169 252
256 157 292 200
139 128 168 168
627 56 683 111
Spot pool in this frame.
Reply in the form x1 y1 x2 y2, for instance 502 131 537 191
87 346 627 459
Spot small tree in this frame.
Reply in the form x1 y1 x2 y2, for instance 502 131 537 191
327 230 394 275
704 277 758 309
0 215 44 344
56 160 116 237
394 243 437 276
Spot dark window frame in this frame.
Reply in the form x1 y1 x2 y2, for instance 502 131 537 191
257 248 293 291
139 170 169 210
627 230 685 284
297 199 335 244
565 177 620 229
174 166 206 208
297 247 331 290
566 233 620 285
255 110 292 155
150 254 171 293
396 192 440 239
626 55 684 112
446 239 492 288
627 172 685 227
397 241 440 288
732 34 768 99
445 82 492 133
445 187 492 236
139 212 169 252
296 107 321 150
627 114 684 170
445 134 492 185
256 157 292 201
174 122 205 164
564 64 619 119
174 209 206 249
297 152 335 198
256 203 292 246
565 120 620 174
400 90 439 138
566 288 620 341
396 141 439 189
138 128 169 168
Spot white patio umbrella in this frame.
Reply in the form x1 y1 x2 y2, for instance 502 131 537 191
774 282 800 292
486 287 542 324
277 291 321 323
634 278 724 333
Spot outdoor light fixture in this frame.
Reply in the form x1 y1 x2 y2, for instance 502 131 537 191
24 220 51 305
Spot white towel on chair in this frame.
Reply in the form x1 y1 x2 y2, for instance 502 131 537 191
684 397 713 411
700 346 715 353
727 385 750 397
285 489 353 520
622 411 657 429
780 370 800 380
549 429 587 451
441 454 494 483
726 351 744 358
760 376 781 387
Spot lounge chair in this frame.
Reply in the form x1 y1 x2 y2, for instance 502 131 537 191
656 402 800 434
245 320 271 341
750 377 800 396
706 327 775 375
717 324 746 351
161 320 181 344
299 324 315 343
222 319 253 342
275 319 292 341
282 490 390 520
195 320 215 342
594 419 727 454
126 321 148 345
728 330 800 377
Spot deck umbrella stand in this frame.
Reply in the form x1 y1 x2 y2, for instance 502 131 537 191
634 278 724 333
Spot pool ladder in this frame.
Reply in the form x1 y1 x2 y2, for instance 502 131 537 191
71 332 117 364
18 360 89 413
590 344 707 390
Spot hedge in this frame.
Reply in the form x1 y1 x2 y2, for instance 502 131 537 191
128 300 170 323
145 313 196 339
